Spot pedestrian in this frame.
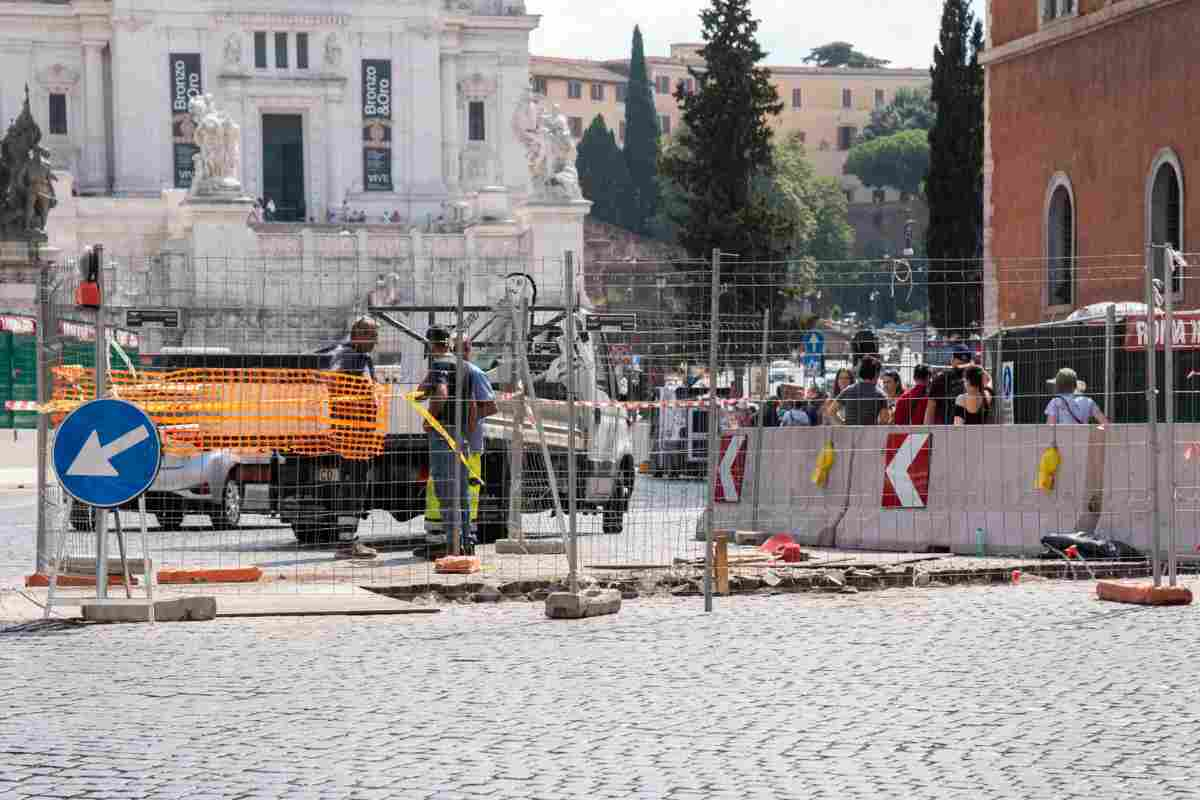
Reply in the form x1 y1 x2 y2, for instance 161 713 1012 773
924 345 975 425
265 197 276 221
779 398 812 426
893 364 932 425
881 369 903 403
1045 368 1109 426
831 355 891 425
312 316 381 560
760 385 785 427
420 328 496 556
821 367 854 423
953 365 992 425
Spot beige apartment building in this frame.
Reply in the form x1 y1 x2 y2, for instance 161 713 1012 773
530 43 930 204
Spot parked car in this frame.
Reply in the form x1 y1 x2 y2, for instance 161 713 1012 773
69 450 270 532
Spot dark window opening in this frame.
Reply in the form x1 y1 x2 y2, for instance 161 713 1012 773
48 93 67 135
468 101 486 142
1047 185 1074 306
1152 163 1184 294
275 32 288 68
296 33 309 69
254 32 267 69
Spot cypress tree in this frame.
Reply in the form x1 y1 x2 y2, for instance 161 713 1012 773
926 0 985 334
577 115 632 229
623 25 659 235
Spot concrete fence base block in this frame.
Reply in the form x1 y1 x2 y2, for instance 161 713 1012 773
733 530 774 546
544 588 622 620
494 538 567 555
82 597 217 623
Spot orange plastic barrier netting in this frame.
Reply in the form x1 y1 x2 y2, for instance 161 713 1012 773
50 367 389 460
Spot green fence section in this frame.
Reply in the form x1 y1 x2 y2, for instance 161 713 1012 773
0 326 141 429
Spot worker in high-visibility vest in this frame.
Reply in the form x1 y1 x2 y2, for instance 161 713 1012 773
421 331 497 556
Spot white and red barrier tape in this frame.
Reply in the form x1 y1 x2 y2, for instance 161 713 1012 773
4 401 38 411
495 393 751 410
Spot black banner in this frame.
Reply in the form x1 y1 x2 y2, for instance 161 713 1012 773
361 59 392 192
169 53 203 189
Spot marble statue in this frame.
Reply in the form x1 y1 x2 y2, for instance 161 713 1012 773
512 89 581 202
324 33 342 68
223 33 242 67
0 87 57 241
187 93 243 196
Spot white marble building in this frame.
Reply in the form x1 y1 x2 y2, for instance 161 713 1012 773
0 0 538 228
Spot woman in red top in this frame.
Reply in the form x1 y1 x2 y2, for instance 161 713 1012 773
892 364 932 425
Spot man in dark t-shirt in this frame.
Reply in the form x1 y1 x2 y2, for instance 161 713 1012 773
835 355 890 425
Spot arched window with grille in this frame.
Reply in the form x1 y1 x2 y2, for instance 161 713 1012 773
1147 149 1184 296
1044 173 1075 308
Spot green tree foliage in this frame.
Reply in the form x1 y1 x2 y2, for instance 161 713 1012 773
658 0 795 310
623 26 659 235
926 0 985 334
860 87 936 142
577 115 633 229
803 41 890 69
844 129 930 196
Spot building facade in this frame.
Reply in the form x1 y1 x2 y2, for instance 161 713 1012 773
531 43 930 203
983 0 1200 329
0 0 536 228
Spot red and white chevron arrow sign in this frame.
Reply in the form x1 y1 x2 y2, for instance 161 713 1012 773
714 433 747 503
881 432 932 509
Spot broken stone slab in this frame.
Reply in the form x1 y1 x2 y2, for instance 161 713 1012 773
544 588 622 619
493 538 567 555
81 597 217 624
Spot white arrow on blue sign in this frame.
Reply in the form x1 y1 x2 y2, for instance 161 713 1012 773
53 399 161 508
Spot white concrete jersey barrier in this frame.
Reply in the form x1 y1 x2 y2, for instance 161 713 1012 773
710 424 1179 556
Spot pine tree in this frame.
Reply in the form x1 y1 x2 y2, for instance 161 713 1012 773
577 115 633 229
925 0 985 335
658 0 795 310
623 26 659 235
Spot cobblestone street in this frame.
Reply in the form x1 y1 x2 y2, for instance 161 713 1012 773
3 580 1198 799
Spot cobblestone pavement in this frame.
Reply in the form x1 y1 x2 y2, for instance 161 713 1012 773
2 580 1199 799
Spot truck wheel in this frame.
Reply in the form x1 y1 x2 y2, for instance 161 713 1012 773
157 511 184 532
208 475 242 529
70 501 96 532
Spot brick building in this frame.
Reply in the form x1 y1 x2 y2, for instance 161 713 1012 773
983 0 1200 330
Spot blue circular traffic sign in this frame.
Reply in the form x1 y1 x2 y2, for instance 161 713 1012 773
52 399 161 508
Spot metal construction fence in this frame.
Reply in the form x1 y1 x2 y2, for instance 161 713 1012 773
18 244 1200 613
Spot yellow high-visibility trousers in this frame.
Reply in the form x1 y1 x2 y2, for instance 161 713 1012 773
426 452 482 523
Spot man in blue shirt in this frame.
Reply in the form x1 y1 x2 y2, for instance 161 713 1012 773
420 329 497 556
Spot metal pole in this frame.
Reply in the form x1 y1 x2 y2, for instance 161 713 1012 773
452 266 466 555
704 248 721 613
1144 244 1161 587
750 307 769 532
1104 303 1116 420
565 251 579 594
1163 245 1177 586
93 243 108 598
507 305 525 543
34 242 50 574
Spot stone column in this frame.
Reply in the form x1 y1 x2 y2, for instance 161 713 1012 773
81 41 107 192
440 53 459 192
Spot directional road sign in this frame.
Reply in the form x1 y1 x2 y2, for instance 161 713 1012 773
52 399 161 508
714 433 747 503
801 331 825 372
881 432 932 509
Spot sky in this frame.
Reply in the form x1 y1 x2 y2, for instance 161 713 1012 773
528 0 985 71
